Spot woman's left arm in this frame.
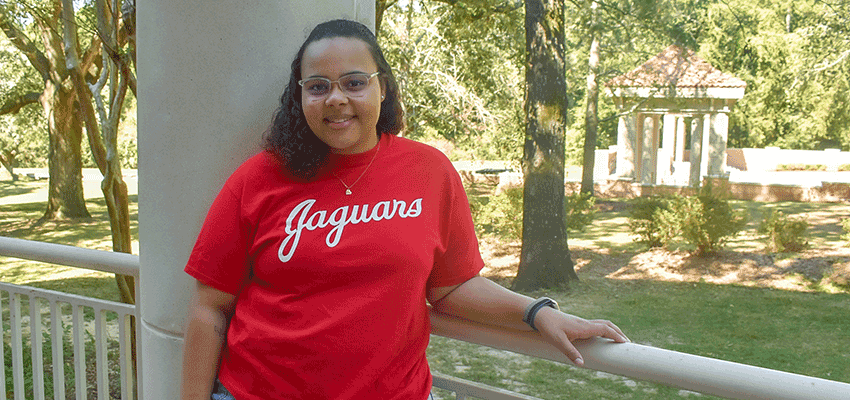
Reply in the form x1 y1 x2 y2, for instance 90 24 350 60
427 276 629 366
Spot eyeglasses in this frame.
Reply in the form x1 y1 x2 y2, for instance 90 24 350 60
298 72 381 98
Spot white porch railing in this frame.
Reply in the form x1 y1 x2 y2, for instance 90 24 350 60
3 236 850 399
0 237 530 400
0 282 136 400
1 237 140 400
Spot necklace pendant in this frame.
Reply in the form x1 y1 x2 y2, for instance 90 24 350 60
345 189 352 195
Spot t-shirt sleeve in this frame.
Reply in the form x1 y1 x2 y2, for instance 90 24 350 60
426 159 484 289
184 180 252 295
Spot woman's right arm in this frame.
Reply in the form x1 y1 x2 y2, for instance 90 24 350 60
181 280 237 400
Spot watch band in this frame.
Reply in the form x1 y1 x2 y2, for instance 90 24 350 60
522 297 559 331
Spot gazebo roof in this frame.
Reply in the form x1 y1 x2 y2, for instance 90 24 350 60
606 45 746 99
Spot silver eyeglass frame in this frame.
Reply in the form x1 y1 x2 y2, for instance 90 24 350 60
298 71 381 97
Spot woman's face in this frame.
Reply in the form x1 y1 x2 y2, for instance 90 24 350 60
300 37 385 155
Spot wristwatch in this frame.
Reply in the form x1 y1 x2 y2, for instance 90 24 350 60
522 297 560 331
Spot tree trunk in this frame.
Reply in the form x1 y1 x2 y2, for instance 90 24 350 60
513 0 578 291
0 150 18 181
62 0 137 393
375 0 398 34
2 0 91 221
580 2 601 195
40 81 90 220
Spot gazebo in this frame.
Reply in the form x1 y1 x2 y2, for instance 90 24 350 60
605 45 746 187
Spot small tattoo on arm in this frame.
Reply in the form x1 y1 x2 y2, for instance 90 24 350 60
214 324 227 339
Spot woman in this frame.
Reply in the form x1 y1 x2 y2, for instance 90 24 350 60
181 19 628 400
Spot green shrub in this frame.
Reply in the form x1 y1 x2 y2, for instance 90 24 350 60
472 189 596 241
841 218 850 246
564 191 596 232
629 184 747 254
628 196 676 248
840 164 850 172
776 163 827 171
668 184 747 255
474 187 524 240
757 209 809 252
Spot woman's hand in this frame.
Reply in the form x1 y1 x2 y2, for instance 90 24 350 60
533 306 629 366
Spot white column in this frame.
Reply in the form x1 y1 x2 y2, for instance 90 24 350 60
660 114 676 184
640 115 657 185
689 115 704 187
675 116 686 162
700 113 711 178
615 114 637 179
136 2 375 399
708 112 729 176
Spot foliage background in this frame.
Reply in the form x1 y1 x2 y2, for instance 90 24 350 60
2 0 849 170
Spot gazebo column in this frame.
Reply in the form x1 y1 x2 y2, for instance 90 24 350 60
707 112 729 176
688 114 705 186
639 114 657 185
675 116 686 162
616 113 637 179
700 113 711 178
660 114 677 184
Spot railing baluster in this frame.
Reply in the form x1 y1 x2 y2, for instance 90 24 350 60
96 308 108 400
30 295 46 400
50 300 66 400
11 293 25 400
0 290 7 400
73 304 86 400
118 312 133 400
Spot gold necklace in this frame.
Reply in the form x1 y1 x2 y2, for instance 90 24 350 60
331 142 380 195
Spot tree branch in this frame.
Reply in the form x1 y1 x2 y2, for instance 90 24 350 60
0 4 51 80
429 0 523 19
60 0 107 174
0 92 41 116
809 48 850 73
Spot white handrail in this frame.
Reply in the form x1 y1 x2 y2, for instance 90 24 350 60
3 236 850 399
431 310 850 400
0 236 139 277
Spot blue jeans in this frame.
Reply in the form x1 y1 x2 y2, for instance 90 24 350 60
211 379 434 399
211 379 235 400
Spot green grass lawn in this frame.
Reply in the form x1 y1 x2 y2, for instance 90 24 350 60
2 178 849 399
429 278 849 399
0 179 137 302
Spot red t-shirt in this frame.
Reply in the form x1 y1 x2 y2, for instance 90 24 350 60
185 134 484 400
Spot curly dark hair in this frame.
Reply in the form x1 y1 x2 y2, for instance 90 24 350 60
264 19 404 180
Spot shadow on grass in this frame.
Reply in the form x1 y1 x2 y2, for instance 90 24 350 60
735 200 850 246
0 179 43 198
0 194 139 245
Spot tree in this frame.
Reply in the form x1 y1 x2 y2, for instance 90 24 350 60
696 0 850 150
579 0 600 194
513 0 579 290
378 0 524 161
0 0 94 219
61 0 137 391
571 0 698 192
0 103 46 179
1 34 47 178
60 0 136 303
